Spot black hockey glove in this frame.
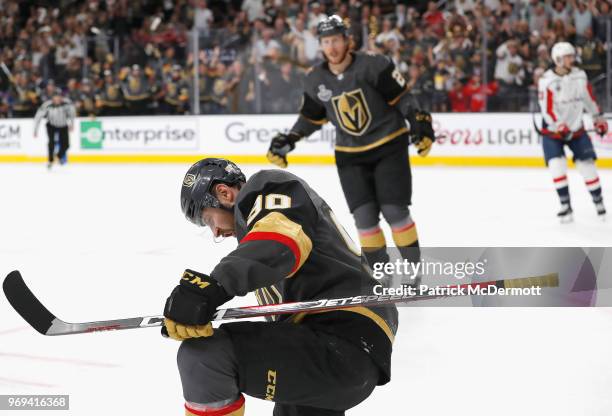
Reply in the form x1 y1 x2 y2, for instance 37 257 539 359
267 132 301 168
162 269 232 340
407 109 435 157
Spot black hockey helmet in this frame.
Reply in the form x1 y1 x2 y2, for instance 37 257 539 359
317 15 348 39
180 158 246 226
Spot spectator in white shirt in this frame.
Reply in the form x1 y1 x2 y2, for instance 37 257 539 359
308 2 327 29
572 0 593 37
287 17 319 65
253 28 281 62
193 0 214 37
241 0 263 23
528 3 548 34
375 18 403 45
494 39 525 110
495 39 525 86
548 0 571 25
455 0 478 15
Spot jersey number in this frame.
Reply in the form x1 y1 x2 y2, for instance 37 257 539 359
247 194 292 225
392 68 406 88
246 194 360 257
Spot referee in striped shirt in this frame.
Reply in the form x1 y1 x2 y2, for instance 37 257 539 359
34 88 76 168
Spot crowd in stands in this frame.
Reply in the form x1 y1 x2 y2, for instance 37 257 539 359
0 0 610 117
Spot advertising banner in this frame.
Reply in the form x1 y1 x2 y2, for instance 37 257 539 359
74 116 199 152
1 113 611 166
0 119 30 154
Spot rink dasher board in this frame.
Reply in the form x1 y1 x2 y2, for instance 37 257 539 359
1 113 611 167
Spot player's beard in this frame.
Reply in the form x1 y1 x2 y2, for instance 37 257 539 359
325 45 351 72
324 41 350 64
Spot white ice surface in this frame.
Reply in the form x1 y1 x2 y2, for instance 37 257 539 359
1 163 611 415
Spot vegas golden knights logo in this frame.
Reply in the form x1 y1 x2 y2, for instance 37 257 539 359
331 89 372 136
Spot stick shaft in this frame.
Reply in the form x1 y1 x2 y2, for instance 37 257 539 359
3 271 559 336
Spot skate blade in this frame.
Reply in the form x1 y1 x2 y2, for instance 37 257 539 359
559 214 574 224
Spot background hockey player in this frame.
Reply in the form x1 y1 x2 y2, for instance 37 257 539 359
537 42 608 222
164 158 397 416
266 15 435 277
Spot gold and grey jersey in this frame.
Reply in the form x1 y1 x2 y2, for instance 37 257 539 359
121 75 150 100
210 169 398 384
99 83 123 107
291 52 410 153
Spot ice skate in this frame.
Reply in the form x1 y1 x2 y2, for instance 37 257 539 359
558 203 573 224
595 201 606 221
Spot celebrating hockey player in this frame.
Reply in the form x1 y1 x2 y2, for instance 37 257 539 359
164 158 397 416
537 42 608 222
266 15 435 276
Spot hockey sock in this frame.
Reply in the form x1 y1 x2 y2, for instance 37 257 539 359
575 159 603 203
390 219 420 265
358 226 389 267
548 157 571 205
185 395 245 416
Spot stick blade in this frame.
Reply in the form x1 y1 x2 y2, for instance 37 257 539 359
3 271 56 335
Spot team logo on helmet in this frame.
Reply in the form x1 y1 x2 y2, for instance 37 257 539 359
331 89 372 136
317 15 347 38
224 162 240 175
183 173 196 187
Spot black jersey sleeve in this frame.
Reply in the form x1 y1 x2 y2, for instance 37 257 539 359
372 54 409 106
211 173 317 296
299 91 327 123
290 92 327 138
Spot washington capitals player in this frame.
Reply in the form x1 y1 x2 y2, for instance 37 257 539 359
266 15 434 274
537 42 608 222
163 158 397 416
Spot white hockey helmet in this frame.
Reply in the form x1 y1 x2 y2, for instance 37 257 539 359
551 42 576 66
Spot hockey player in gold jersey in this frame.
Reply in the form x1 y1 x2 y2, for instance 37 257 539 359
163 158 397 416
267 15 435 275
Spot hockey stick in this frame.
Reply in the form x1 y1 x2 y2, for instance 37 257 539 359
531 112 598 142
3 270 559 336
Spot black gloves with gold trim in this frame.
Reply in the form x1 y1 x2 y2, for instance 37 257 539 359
406 109 435 157
162 269 231 341
267 132 301 168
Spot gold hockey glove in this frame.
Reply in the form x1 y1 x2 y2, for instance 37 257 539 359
163 319 214 341
161 269 231 339
407 110 435 157
415 136 433 157
267 132 300 168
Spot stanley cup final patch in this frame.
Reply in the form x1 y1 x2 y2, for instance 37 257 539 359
317 84 332 102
